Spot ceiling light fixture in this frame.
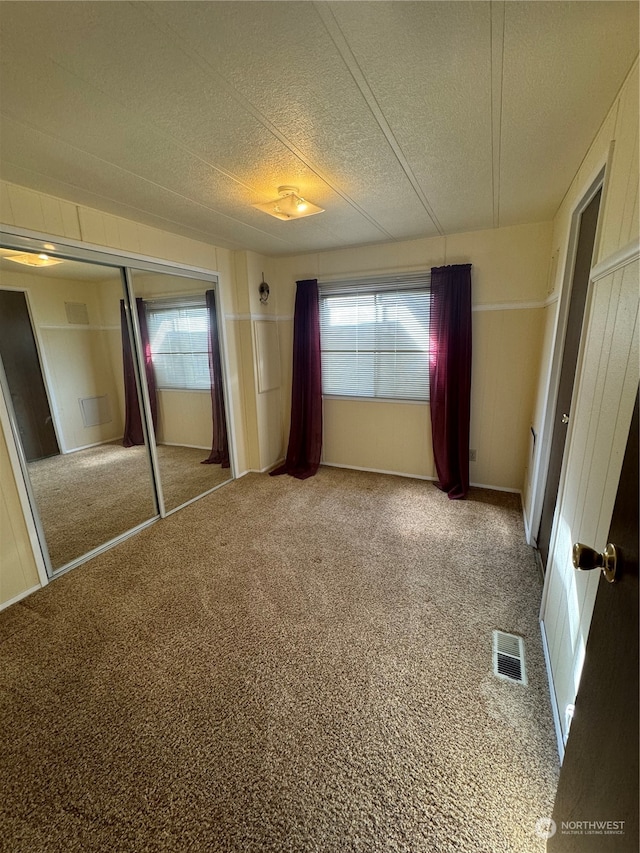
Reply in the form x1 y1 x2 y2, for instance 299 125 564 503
5 252 64 267
252 186 324 221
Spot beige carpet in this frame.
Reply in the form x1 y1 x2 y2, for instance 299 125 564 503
27 442 231 569
0 467 559 852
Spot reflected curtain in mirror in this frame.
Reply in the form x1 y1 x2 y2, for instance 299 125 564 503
429 264 472 499
202 289 230 468
120 297 157 447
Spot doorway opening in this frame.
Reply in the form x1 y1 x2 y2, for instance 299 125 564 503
0 289 59 462
536 184 602 570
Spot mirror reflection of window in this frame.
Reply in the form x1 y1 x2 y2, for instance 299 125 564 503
130 271 232 514
146 297 210 391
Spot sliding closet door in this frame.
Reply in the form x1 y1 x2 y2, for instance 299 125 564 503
0 250 158 572
130 269 232 513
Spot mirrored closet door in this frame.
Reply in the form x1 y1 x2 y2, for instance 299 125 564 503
0 250 158 571
129 268 232 514
0 240 232 577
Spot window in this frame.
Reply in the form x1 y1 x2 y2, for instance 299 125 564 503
146 296 210 390
319 273 430 401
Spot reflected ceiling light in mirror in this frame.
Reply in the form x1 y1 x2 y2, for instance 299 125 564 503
252 186 324 221
5 252 64 267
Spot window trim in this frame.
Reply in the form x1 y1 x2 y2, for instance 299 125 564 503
318 271 431 403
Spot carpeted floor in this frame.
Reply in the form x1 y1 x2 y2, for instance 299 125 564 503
0 467 559 852
27 442 231 568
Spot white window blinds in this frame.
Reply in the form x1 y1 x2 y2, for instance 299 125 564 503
146 296 210 391
319 273 430 401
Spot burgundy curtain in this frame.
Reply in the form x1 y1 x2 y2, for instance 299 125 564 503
271 279 322 480
120 298 158 447
201 289 230 468
429 264 472 499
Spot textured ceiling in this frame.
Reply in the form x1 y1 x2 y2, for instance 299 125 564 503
0 1 637 256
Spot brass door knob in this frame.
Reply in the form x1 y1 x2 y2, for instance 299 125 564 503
572 542 617 583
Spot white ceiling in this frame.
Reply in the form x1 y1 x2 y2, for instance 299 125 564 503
0 1 637 257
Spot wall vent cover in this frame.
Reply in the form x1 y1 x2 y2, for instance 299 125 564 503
79 395 111 428
65 301 89 325
492 630 527 685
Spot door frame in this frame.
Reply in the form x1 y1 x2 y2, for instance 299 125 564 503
525 153 610 549
0 284 65 454
0 370 49 592
535 186 602 567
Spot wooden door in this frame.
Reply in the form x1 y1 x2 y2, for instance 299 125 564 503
537 189 601 568
0 289 59 462
548 389 638 851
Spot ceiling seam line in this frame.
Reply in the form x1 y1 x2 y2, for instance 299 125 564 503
0 133 288 248
0 43 272 200
137 0 396 241
490 1 505 230
489 0 496 228
551 52 637 223
313 1 444 237
498 2 505 230
2 165 252 252
3 162 358 256
0 114 296 246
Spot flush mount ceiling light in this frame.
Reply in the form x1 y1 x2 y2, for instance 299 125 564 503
5 252 63 267
252 186 324 221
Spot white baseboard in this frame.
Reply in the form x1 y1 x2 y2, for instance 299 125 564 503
158 441 210 451
469 481 522 495
320 461 436 481
241 457 524 495
237 458 285 478
63 436 123 454
540 617 565 763
320 463 523 496
0 584 42 612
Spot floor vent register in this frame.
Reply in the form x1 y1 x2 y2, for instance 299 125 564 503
493 630 527 685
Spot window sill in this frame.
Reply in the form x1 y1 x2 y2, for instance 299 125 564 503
322 395 429 406
156 387 211 394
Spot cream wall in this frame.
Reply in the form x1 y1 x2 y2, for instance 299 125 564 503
271 221 552 490
0 269 125 452
229 250 285 473
0 182 251 607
